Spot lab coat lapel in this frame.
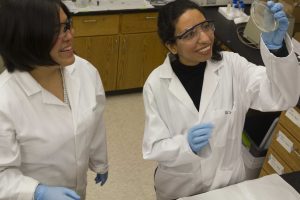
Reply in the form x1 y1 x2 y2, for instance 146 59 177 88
64 65 80 121
169 74 198 116
14 71 65 105
198 61 221 121
160 56 198 116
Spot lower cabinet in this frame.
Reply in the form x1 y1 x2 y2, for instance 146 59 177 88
74 35 119 91
117 32 166 90
73 12 167 92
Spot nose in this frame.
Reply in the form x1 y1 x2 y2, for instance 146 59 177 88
196 30 211 43
63 28 74 41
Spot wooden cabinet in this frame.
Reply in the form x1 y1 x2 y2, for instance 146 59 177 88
259 107 300 177
73 11 167 91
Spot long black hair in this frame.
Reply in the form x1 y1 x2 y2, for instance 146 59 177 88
0 0 71 72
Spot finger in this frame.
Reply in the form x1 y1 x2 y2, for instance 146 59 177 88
270 3 283 13
274 10 286 20
190 123 214 132
267 1 275 10
65 190 80 200
193 127 213 136
192 135 210 144
193 141 209 151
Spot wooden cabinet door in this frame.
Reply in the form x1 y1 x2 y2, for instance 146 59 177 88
117 32 167 90
74 35 119 91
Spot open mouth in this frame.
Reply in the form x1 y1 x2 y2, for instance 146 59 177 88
197 45 211 55
60 46 73 52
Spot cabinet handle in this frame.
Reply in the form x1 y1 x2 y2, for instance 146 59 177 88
145 16 157 20
83 19 97 23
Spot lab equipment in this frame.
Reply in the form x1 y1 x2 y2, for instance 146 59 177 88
95 172 108 186
187 123 213 153
191 0 252 6
250 0 278 32
34 185 80 200
261 1 289 49
76 0 89 7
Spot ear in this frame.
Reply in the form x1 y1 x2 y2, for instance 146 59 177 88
165 42 177 55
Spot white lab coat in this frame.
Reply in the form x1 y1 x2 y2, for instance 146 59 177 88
0 56 108 200
142 36 300 200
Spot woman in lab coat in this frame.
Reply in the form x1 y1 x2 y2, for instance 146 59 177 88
0 0 108 199
142 0 300 199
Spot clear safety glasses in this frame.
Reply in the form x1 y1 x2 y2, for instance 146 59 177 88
58 17 73 37
174 20 215 42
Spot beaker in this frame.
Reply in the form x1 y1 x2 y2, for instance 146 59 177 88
250 0 278 32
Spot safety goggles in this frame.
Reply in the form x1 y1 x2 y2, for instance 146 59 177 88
174 20 215 42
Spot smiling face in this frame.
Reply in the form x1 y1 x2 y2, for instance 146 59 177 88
167 9 215 66
49 8 75 67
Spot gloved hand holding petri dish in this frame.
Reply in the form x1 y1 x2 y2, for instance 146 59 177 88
250 0 278 32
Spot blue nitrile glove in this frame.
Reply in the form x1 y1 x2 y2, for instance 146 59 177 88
187 123 214 153
261 1 289 50
34 184 80 200
95 172 108 186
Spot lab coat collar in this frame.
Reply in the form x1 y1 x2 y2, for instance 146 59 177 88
159 53 223 119
14 70 41 96
198 59 221 121
159 54 223 117
13 61 78 106
159 53 222 78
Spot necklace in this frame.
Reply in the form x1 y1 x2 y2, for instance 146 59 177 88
60 66 70 108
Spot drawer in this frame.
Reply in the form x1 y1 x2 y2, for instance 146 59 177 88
121 12 158 33
262 148 292 175
73 15 119 37
271 124 300 171
279 107 300 142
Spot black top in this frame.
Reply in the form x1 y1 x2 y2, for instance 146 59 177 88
281 171 300 194
171 57 206 111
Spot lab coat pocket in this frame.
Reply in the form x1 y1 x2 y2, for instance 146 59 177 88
210 103 236 147
155 165 194 199
78 104 97 144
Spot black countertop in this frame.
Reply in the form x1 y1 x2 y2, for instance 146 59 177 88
281 171 300 193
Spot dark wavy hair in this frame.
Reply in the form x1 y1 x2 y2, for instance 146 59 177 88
0 0 71 72
157 0 222 61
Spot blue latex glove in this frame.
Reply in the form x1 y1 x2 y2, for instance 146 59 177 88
187 123 213 153
95 172 108 186
261 1 289 50
34 184 80 200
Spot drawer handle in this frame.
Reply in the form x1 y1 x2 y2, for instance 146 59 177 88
145 16 157 20
83 19 97 23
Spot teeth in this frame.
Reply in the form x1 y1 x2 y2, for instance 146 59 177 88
62 46 72 51
199 46 210 52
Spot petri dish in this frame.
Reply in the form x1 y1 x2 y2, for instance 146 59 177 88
250 0 278 32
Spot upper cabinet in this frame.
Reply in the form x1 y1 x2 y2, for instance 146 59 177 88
72 11 167 92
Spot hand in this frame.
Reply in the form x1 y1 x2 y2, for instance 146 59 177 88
187 123 213 153
95 172 108 186
34 184 80 200
262 1 289 50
